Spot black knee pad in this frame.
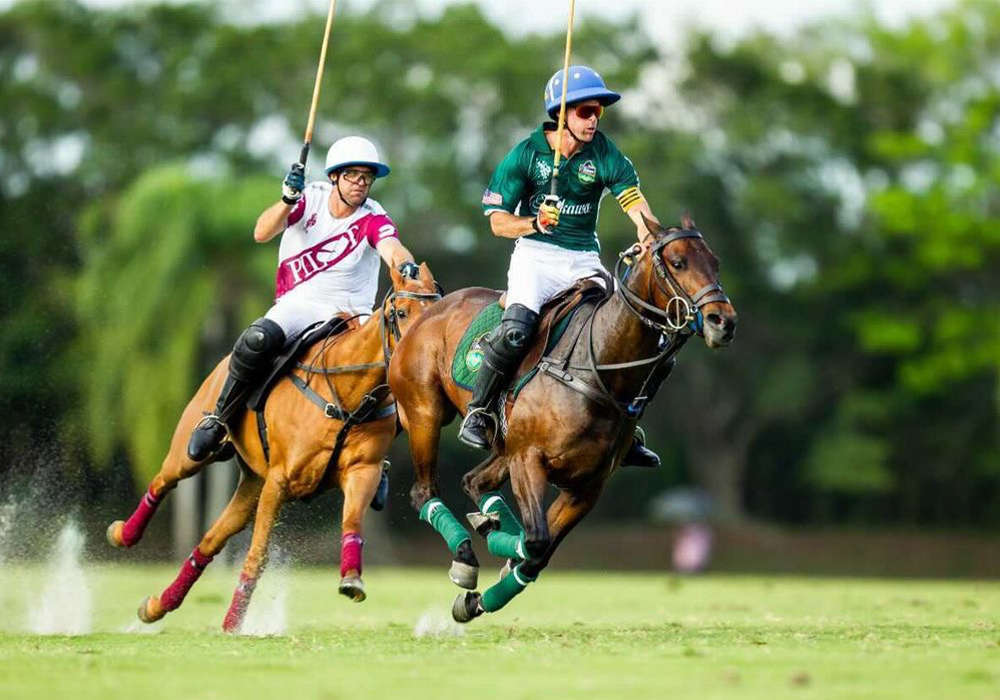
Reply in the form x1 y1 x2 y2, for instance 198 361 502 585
485 304 539 369
230 318 285 382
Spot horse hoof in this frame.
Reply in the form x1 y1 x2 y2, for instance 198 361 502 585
338 574 366 603
449 559 478 590
452 591 484 624
106 521 127 548
137 595 165 624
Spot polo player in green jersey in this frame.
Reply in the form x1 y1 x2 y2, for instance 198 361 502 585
460 65 662 469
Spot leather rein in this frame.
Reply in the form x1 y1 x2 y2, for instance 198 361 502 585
537 229 729 420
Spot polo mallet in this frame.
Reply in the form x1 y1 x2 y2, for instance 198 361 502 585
297 0 337 169
543 0 576 221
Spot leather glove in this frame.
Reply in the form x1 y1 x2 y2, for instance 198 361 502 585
281 162 306 204
398 261 420 280
535 195 563 234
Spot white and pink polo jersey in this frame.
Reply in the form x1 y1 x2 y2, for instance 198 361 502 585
273 181 398 317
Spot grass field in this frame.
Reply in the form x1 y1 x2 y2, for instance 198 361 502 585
0 563 998 699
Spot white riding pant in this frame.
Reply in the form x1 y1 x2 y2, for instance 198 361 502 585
505 237 608 314
264 296 369 340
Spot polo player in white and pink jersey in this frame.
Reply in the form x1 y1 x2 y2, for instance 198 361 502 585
186 135 418 465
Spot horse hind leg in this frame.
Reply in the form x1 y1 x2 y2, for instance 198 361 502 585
107 378 228 549
462 456 525 565
404 401 479 589
137 465 263 624
453 449 548 623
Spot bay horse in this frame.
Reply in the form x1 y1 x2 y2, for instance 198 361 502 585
106 263 441 632
388 217 736 621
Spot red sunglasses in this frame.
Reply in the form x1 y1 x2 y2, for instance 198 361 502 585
573 103 604 120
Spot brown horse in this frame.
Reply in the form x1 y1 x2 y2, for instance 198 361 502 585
106 263 441 632
388 218 736 621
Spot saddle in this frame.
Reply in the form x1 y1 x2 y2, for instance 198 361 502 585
511 276 608 380
453 275 610 397
246 313 356 412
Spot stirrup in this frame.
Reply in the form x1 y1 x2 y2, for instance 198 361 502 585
187 413 231 462
194 413 228 434
458 406 497 449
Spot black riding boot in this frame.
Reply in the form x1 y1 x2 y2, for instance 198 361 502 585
621 426 661 468
458 304 539 450
187 318 285 462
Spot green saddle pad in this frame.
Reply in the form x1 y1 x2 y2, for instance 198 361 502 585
451 301 581 398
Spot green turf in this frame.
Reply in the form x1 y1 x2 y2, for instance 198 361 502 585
1 564 998 699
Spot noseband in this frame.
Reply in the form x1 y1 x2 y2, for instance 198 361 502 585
615 229 730 336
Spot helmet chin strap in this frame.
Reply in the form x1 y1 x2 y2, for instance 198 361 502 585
333 173 365 209
553 113 591 148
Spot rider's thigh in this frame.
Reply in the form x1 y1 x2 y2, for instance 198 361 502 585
264 298 326 339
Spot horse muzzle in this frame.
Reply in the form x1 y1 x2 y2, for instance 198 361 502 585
702 308 737 348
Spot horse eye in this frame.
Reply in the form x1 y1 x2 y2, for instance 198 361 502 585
671 258 685 270
397 308 408 319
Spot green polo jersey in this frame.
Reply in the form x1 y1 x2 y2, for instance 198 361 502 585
481 122 642 252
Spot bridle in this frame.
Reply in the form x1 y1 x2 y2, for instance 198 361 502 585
538 229 729 422
380 284 444 369
614 228 730 336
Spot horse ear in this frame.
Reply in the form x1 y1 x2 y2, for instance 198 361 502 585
680 210 696 230
419 262 431 281
389 263 403 288
641 212 663 237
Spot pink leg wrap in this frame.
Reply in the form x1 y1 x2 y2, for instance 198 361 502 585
340 533 364 577
159 547 213 611
121 487 162 547
222 573 257 633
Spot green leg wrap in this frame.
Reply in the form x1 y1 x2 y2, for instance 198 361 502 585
478 491 524 537
481 563 536 613
486 531 525 560
419 498 470 555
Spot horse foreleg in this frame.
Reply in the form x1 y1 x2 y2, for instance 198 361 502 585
221 471 287 634
337 461 382 603
537 486 601 572
137 468 264 625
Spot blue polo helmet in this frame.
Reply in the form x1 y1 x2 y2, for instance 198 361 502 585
543 65 621 118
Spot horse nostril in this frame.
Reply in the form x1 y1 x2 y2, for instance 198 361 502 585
707 313 723 328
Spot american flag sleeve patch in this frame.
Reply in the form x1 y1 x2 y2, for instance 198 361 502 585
616 187 643 212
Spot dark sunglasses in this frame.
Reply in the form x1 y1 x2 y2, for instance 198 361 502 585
574 104 604 120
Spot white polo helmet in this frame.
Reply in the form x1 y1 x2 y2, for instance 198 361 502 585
324 136 390 178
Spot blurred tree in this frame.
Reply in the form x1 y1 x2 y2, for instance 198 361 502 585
1 0 996 531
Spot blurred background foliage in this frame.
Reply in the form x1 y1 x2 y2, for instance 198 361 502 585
0 0 997 535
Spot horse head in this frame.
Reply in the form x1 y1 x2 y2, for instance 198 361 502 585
623 213 737 349
384 262 443 343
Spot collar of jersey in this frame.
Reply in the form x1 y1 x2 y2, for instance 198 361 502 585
530 122 599 158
